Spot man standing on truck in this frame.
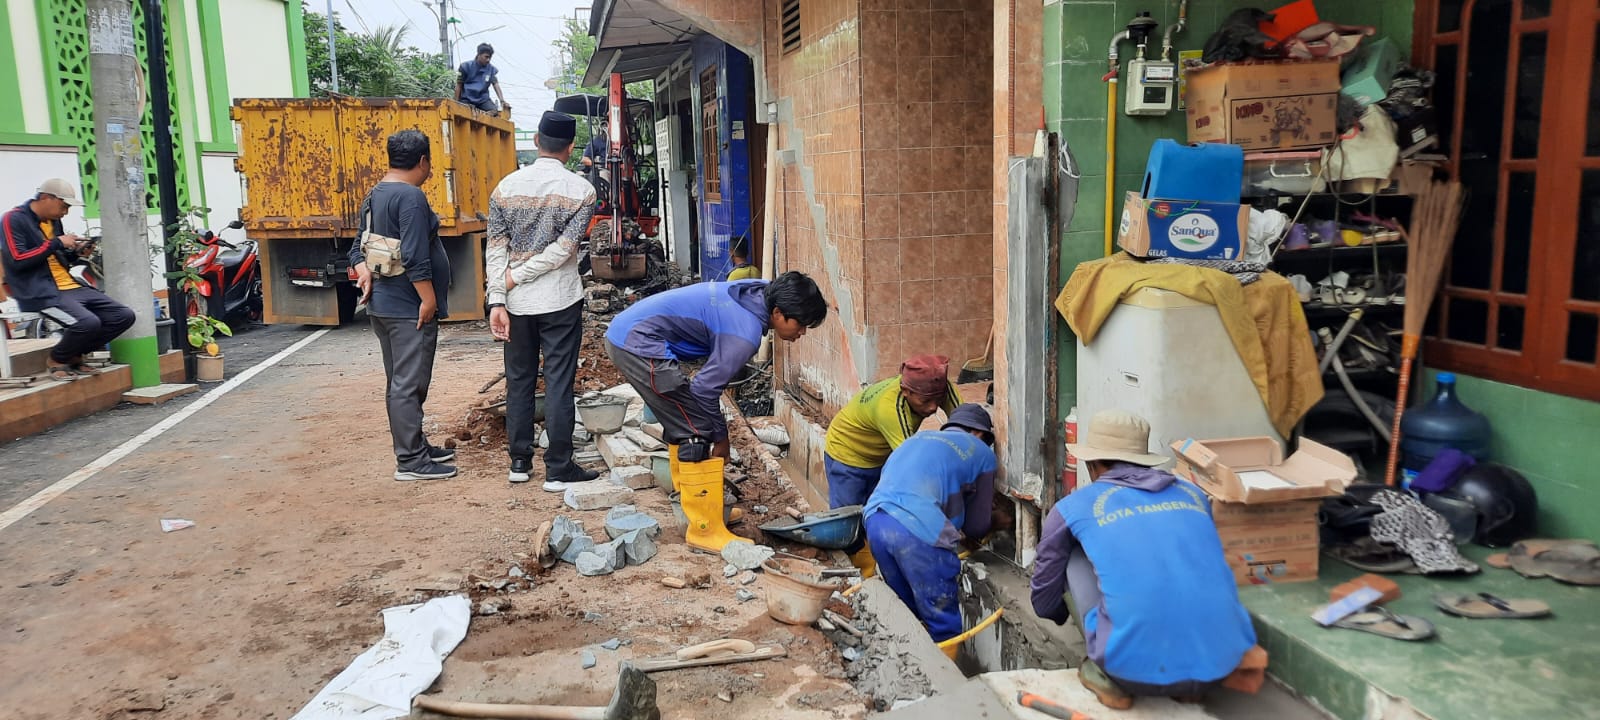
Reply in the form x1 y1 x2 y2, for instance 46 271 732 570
486 111 600 491
2 178 135 381
456 43 510 115
350 130 457 481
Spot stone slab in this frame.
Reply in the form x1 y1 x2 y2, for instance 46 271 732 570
610 465 657 490
563 482 635 511
121 383 198 405
596 433 649 469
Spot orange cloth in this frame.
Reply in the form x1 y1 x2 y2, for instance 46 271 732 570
1054 253 1323 438
1222 645 1270 694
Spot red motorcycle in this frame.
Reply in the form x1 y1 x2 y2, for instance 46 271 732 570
182 220 263 323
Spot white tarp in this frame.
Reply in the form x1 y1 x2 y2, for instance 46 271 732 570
291 594 471 720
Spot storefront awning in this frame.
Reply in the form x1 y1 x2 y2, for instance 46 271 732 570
584 0 699 86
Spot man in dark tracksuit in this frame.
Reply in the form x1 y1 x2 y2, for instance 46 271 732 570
1 179 133 380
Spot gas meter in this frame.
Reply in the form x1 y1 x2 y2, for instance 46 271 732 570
1126 58 1177 116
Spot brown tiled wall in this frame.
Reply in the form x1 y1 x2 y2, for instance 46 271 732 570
661 0 764 54
861 0 995 382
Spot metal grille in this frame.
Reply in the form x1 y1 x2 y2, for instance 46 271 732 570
781 0 801 54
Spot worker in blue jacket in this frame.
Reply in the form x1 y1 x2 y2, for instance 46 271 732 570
1030 410 1256 710
605 271 827 551
863 404 1002 643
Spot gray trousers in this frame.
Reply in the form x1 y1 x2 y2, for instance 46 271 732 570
604 339 721 443
1066 546 1222 697
371 316 438 469
505 300 583 479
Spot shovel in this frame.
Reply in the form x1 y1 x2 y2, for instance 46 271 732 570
413 663 659 720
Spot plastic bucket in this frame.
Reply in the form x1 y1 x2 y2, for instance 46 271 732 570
576 395 629 434
761 559 841 625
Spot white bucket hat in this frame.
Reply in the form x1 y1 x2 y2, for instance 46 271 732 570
1067 410 1169 467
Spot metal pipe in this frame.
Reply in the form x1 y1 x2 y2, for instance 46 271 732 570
1104 30 1130 257
1162 0 1189 62
1106 30 1131 69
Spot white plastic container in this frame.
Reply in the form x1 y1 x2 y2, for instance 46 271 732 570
1074 288 1282 473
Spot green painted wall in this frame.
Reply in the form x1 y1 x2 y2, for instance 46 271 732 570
285 0 310 97
0 7 24 133
1422 370 1600 541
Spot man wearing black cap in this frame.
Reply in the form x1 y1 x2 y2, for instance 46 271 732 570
485 111 599 490
862 404 1006 642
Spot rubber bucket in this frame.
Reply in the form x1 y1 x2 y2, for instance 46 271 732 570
576 395 629 434
761 559 841 625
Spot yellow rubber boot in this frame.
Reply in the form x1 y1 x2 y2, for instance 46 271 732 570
679 457 741 553
666 444 682 493
849 543 878 579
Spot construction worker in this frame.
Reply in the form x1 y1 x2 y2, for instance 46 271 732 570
726 237 759 281
1029 410 1256 709
823 355 960 571
604 271 828 552
862 404 1000 644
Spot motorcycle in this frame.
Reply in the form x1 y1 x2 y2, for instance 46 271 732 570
181 220 262 324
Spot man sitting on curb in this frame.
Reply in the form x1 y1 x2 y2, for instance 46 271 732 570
823 355 960 572
863 404 1004 645
1029 410 1256 709
604 271 827 552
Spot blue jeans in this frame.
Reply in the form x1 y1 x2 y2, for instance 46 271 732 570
865 511 962 641
826 454 882 553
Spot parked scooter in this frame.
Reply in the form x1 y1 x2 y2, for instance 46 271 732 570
182 220 262 324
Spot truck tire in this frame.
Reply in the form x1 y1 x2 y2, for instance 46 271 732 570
337 283 359 324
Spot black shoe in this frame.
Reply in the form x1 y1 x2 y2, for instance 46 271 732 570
509 457 533 484
394 461 458 481
427 444 456 463
544 467 600 492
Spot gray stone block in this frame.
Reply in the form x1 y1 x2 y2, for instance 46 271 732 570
560 535 598 565
604 504 662 539
564 482 635 511
610 465 657 491
549 516 586 556
575 551 615 576
617 529 657 566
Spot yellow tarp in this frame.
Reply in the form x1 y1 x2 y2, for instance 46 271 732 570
1054 253 1323 437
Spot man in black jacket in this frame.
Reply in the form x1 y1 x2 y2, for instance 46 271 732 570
2 179 134 380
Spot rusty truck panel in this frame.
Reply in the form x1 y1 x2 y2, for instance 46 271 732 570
233 97 515 238
232 97 514 324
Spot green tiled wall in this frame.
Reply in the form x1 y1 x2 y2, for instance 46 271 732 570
1422 370 1600 541
1045 0 1415 414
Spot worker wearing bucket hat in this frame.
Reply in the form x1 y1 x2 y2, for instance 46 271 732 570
1029 411 1255 710
862 404 1002 644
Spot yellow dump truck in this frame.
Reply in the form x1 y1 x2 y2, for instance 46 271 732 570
232 97 516 325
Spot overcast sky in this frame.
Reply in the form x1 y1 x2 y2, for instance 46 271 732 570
318 0 590 126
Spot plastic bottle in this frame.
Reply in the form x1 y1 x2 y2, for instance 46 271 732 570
1399 373 1492 482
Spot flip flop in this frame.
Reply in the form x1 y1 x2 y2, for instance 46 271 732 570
1328 541 1421 575
1433 592 1552 619
47 365 79 382
1331 606 1436 640
1508 539 1600 586
69 363 101 376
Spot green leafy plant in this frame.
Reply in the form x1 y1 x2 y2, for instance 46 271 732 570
164 206 231 355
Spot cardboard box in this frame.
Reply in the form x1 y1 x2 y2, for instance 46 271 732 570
1117 192 1249 260
1341 38 1403 107
1172 436 1356 503
1185 60 1342 150
1225 544 1320 585
1209 496 1321 528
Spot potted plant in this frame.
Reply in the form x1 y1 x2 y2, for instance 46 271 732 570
165 207 232 381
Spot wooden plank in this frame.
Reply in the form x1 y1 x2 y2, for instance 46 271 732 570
0 365 133 443
159 350 185 383
4 339 56 377
122 383 198 405
632 644 786 673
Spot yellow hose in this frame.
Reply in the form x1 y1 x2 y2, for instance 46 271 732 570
1104 79 1119 257
937 607 1006 657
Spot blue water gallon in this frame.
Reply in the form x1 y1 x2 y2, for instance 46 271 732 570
1400 373 1491 476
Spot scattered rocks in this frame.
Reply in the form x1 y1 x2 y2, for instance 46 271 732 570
564 482 635 511
723 564 739 578
721 541 775 571
575 552 614 577
738 571 758 585
660 576 687 589
753 505 769 515
560 536 598 565
763 443 785 457
604 505 661 540
736 589 757 603
581 650 598 669
508 565 525 579
475 600 506 616
610 465 657 490
601 638 622 651
616 529 658 566
716 691 733 703
549 516 587 556
841 646 862 662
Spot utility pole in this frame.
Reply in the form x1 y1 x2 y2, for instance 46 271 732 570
437 0 452 68
326 0 340 93
143 0 188 380
86 0 159 387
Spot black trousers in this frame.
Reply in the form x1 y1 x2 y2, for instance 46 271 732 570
39 287 135 364
370 315 439 469
505 300 584 479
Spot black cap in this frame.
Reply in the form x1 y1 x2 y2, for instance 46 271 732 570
942 403 994 444
539 111 577 141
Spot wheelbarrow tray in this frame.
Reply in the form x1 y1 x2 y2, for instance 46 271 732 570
759 505 863 550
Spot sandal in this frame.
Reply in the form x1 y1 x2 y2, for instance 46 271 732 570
1332 605 1436 641
47 365 79 382
1433 592 1552 619
70 363 101 376
1507 539 1600 586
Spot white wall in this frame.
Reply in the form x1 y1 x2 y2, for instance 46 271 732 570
6 1 51 134
218 0 294 99
200 152 247 244
0 149 87 232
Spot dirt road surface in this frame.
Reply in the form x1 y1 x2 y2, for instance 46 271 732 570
0 322 860 720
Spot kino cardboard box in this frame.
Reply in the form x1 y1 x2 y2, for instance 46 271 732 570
1171 436 1357 585
1185 59 1342 151
1117 192 1249 261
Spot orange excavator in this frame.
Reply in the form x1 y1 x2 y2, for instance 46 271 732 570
555 73 662 283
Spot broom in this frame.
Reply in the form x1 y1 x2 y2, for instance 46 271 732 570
1383 179 1465 486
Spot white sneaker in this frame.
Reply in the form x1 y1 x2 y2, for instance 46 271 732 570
542 480 569 493
509 469 531 483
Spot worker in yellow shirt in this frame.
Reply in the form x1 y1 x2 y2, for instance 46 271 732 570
824 355 960 572
726 237 759 281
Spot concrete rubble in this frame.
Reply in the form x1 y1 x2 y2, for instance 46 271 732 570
752 424 791 446
603 505 661 539
609 465 656 490
564 482 635 511
623 427 665 452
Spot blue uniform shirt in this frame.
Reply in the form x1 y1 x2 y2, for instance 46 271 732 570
457 60 498 106
864 430 998 549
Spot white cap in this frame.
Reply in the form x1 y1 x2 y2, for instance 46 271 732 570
37 178 84 207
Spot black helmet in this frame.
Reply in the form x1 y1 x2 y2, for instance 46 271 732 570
1434 463 1538 547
